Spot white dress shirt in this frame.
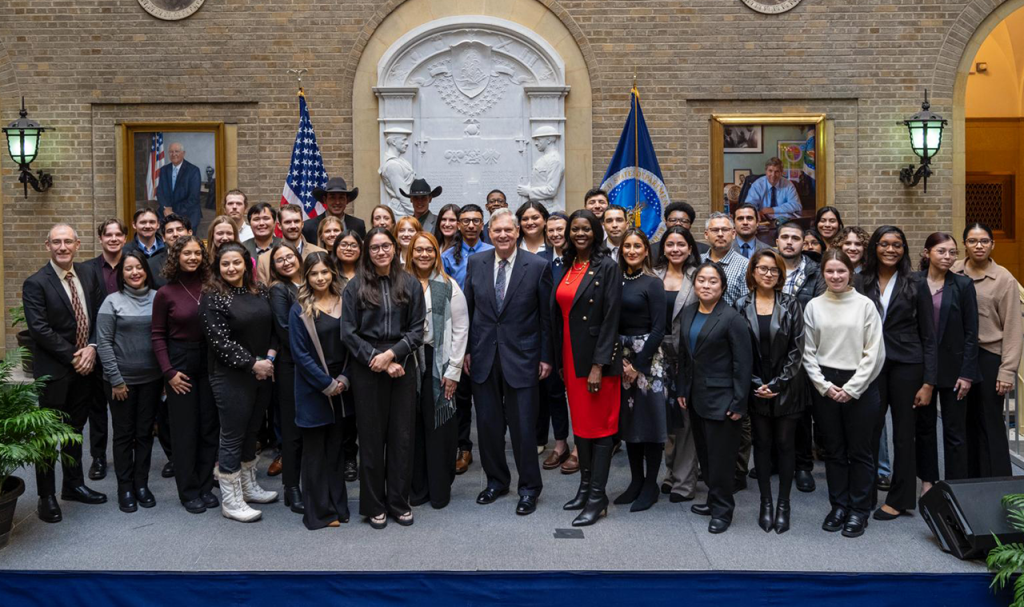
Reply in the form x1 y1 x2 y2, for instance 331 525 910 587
50 260 92 342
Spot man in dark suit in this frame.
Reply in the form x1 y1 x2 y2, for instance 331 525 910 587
79 218 127 482
156 142 202 231
463 209 553 515
302 177 366 243
23 224 109 523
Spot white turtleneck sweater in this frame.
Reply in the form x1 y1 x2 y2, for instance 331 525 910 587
802 287 885 399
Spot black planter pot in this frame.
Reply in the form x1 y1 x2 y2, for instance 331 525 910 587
0 476 26 550
15 330 33 374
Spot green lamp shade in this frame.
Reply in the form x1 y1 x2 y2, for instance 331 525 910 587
6 128 40 166
907 119 945 160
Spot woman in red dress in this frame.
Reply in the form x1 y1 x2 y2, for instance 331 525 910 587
552 209 622 526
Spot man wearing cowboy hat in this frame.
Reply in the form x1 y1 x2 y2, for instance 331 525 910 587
400 178 442 234
302 177 366 244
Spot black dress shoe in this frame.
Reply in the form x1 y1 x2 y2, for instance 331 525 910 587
37 496 62 523
822 506 847 532
344 460 358 482
89 457 107 481
774 499 791 534
118 490 138 513
842 512 869 538
660 483 672 495
516 495 537 515
182 497 207 514
748 467 758 479
708 518 731 534
758 497 774 533
135 486 156 508
284 486 305 515
161 461 175 479
200 491 219 508
690 503 712 516
876 475 891 491
796 470 816 493
669 493 694 503
61 485 107 505
872 507 906 521
476 487 509 505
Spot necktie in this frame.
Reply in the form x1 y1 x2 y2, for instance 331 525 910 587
496 259 508 311
172 165 179 190
65 272 88 349
770 186 777 208
741 243 751 258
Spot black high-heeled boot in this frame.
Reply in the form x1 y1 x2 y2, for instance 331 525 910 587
573 442 612 527
284 486 305 515
564 438 591 511
631 442 663 512
614 443 645 505
774 498 791 534
758 497 774 533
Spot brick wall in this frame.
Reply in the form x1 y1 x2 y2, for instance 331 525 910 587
0 0 1006 350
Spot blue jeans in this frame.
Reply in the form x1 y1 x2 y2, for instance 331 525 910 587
877 416 892 476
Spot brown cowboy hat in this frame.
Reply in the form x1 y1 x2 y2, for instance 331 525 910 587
400 178 443 199
312 177 359 203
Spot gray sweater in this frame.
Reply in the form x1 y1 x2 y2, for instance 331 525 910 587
96 287 162 387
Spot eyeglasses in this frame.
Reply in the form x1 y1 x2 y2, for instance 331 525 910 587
369 243 394 253
755 266 780 276
966 238 992 247
876 242 904 251
336 242 360 250
487 199 507 206
274 254 297 264
459 218 483 226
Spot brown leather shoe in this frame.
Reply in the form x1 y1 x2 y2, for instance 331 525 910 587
455 450 473 475
267 455 283 477
543 448 571 470
560 451 580 475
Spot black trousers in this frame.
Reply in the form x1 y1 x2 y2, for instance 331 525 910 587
536 372 570 446
872 360 922 512
735 416 752 481
210 366 273 475
155 398 173 461
967 348 1013 478
472 352 543 497
412 346 458 509
88 380 108 459
340 391 358 465
351 352 417 518
36 371 94 497
795 380 817 471
751 410 800 501
165 341 218 502
692 412 742 521
106 379 161 491
300 416 350 530
814 367 879 517
276 360 302 488
916 387 969 482
455 374 474 451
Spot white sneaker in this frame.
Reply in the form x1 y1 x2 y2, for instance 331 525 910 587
240 459 279 504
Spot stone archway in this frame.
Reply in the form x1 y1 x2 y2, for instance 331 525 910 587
350 0 593 219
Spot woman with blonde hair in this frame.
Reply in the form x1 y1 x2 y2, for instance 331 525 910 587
316 215 345 251
207 215 241 259
405 232 469 509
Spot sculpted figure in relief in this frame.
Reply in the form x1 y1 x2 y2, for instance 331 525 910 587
379 128 416 217
517 125 564 213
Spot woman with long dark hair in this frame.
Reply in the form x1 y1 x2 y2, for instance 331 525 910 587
290 252 352 529
268 241 305 514
952 223 1022 478
152 236 219 514
432 203 461 252
552 209 622 526
517 201 550 256
815 206 844 249
916 233 979 492
655 226 701 503
96 251 162 513
341 227 425 529
201 242 279 522
736 249 805 534
614 228 667 512
860 226 936 522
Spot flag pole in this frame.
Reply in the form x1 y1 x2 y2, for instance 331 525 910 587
632 69 641 228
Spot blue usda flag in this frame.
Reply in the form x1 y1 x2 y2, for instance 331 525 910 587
600 86 670 240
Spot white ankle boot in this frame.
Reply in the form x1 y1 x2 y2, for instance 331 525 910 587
240 459 278 504
216 468 262 522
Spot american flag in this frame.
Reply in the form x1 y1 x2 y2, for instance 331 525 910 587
145 132 165 200
281 93 329 219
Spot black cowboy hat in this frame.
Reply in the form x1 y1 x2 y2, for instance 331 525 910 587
400 178 443 199
312 177 359 203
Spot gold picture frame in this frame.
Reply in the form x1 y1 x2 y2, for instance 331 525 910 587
119 122 227 237
710 114 828 214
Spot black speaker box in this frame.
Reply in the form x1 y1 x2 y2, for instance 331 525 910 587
920 477 1024 560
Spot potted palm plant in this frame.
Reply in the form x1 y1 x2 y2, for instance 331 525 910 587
988 493 1024 606
0 347 81 549
10 305 34 374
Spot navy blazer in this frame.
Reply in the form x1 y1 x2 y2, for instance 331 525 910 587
676 300 753 420
156 160 202 230
22 261 106 382
915 270 980 387
551 255 623 379
464 249 553 389
288 303 350 428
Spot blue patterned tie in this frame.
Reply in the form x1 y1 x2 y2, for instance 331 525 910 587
770 186 777 208
741 242 751 258
496 259 508 312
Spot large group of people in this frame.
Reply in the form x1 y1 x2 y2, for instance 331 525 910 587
21 177 1022 537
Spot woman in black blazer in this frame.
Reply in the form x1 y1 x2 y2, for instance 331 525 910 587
860 226 937 521
736 250 805 534
676 261 753 534
915 233 979 489
552 209 622 527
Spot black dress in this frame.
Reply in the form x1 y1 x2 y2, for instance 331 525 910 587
618 274 667 443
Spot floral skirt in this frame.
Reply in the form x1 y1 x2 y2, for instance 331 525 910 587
618 333 668 444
